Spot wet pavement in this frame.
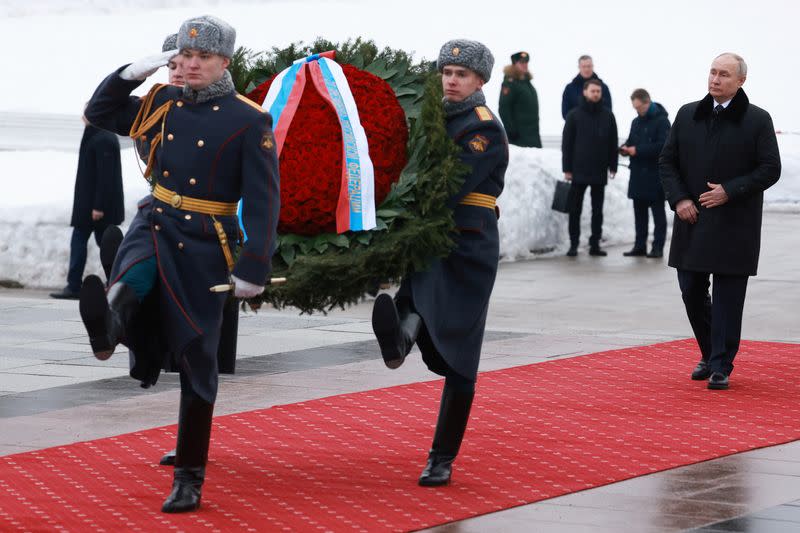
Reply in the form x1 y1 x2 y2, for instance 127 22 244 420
1 211 799 532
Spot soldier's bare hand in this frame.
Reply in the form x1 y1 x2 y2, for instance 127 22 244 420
699 182 729 208
91 210 104 221
676 199 698 224
564 172 573 182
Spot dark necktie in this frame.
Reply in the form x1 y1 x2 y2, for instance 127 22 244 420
713 104 724 117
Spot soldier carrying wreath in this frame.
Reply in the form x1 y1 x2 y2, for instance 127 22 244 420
371 39 508 487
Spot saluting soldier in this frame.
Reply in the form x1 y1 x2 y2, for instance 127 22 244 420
372 39 508 487
80 15 279 513
498 51 542 148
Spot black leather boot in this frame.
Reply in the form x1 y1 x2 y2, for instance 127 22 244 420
162 392 214 513
371 293 421 369
589 245 607 257
159 449 176 466
100 226 123 283
79 276 139 360
418 384 474 487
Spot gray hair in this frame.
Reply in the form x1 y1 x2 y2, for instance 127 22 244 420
578 54 592 64
715 52 747 77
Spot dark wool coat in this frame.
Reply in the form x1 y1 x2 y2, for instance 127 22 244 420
562 100 618 185
498 65 541 148
70 125 124 228
625 102 670 202
406 104 508 381
561 73 612 119
659 89 781 276
85 68 280 402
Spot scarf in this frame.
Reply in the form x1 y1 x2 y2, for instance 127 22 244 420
182 69 235 104
443 89 487 117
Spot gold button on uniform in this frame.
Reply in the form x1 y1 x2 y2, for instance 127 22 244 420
197 140 205 147
178 242 184 250
154 224 161 231
156 207 163 213
189 178 197 185
184 214 192 220
167 133 174 141
176 101 184 107
212 105 220 111
162 170 170 177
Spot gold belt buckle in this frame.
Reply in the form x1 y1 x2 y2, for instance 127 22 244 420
170 194 182 209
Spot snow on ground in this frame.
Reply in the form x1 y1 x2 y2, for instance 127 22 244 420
2 136 796 288
0 0 797 288
498 147 635 261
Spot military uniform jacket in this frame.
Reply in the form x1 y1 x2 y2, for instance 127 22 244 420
498 67 542 148
408 105 508 381
85 68 280 402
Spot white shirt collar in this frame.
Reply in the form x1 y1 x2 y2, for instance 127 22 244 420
713 98 732 109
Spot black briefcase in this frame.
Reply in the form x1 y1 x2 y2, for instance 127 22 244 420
551 180 572 213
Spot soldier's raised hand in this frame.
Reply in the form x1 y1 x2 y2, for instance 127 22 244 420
120 50 178 81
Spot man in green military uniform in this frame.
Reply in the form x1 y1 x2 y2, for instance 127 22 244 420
498 51 541 148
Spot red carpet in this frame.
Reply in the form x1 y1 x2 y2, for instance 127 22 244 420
1 339 799 532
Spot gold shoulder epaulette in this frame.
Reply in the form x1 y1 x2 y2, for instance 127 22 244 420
236 94 266 113
475 106 493 122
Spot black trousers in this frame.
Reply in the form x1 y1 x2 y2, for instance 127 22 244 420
632 199 667 250
67 222 111 291
677 270 749 375
569 183 605 247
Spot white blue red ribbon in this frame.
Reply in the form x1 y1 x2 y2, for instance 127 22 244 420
260 52 377 233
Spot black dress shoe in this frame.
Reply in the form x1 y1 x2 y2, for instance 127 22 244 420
418 454 455 486
647 247 663 258
691 360 711 380
50 287 80 300
707 372 729 390
566 245 578 257
161 466 204 513
623 248 647 257
589 246 607 257
160 449 176 466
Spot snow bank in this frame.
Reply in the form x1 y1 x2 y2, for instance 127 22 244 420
498 147 636 260
0 148 146 288
1 136 797 288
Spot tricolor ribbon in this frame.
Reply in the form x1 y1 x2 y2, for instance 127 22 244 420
260 51 377 233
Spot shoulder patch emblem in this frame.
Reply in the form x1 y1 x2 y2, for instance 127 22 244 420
468 134 490 153
261 131 275 151
475 106 492 122
236 94 266 113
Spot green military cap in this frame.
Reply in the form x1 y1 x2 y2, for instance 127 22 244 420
511 51 530 64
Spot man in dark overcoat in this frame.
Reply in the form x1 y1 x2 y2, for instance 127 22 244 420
562 78 618 256
561 54 612 119
659 53 781 390
80 15 279 512
620 88 670 258
498 51 541 148
372 39 507 487
50 113 123 299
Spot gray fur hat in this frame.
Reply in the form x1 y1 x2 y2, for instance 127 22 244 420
437 39 494 82
177 15 236 58
162 33 177 53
